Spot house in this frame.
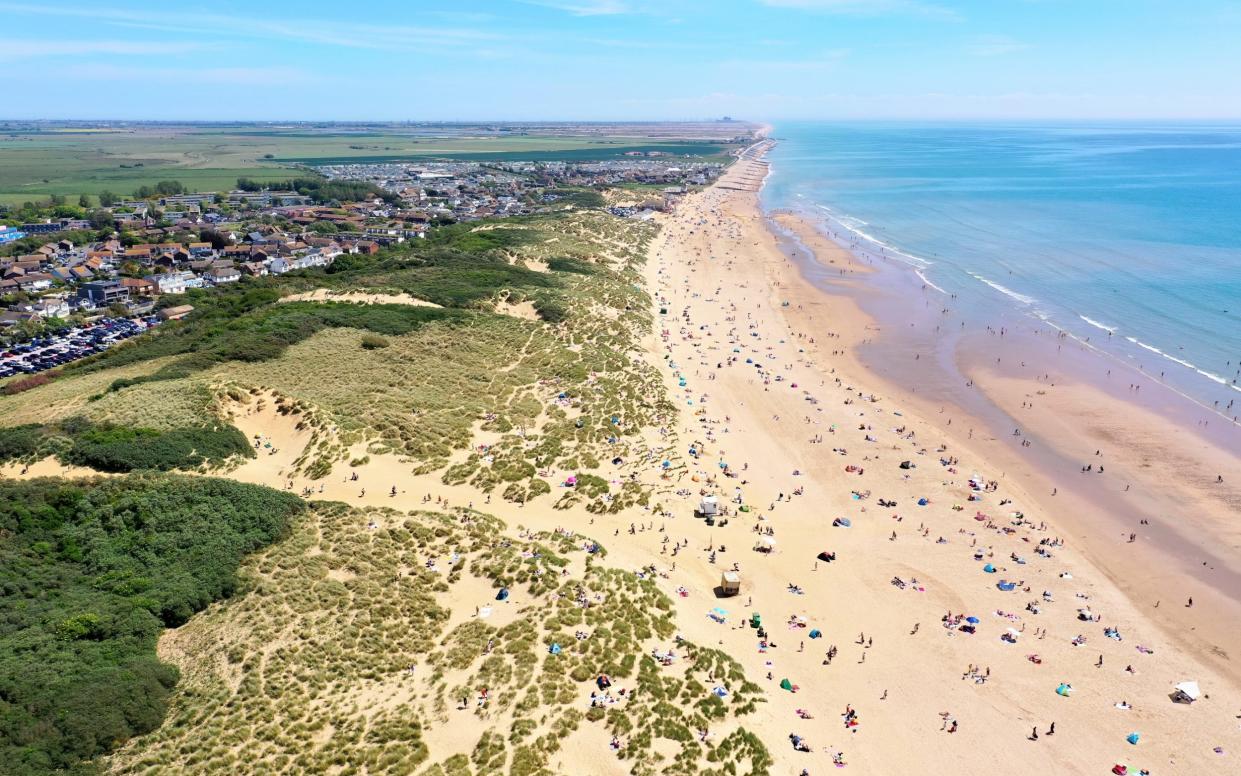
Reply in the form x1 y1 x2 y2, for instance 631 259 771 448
239 261 268 277
120 277 157 296
178 271 204 290
147 273 187 295
80 280 130 306
18 273 55 292
31 297 72 319
206 266 241 285
0 310 40 326
188 242 215 256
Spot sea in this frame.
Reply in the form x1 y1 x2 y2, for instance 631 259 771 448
761 121 1241 414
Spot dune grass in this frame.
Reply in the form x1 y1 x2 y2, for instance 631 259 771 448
104 504 769 775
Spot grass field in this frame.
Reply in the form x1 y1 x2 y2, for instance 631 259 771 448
0 125 738 205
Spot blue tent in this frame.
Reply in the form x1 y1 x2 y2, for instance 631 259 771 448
549 643 562 655
983 563 996 573
997 581 1017 591
496 588 510 601
809 629 822 639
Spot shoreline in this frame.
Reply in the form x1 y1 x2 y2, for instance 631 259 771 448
758 165 1241 684
643 156 1241 772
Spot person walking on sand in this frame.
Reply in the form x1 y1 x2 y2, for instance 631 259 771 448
1047 722 1055 736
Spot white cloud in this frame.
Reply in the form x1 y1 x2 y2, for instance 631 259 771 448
967 34 1031 56
60 63 322 87
522 0 631 15
0 3 501 51
759 0 959 19
0 38 206 60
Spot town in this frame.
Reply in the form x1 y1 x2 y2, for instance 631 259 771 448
0 155 723 378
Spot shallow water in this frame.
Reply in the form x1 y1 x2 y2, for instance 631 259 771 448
762 121 1241 415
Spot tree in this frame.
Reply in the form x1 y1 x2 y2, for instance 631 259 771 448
98 190 119 208
88 209 114 230
78 194 91 208
199 228 231 250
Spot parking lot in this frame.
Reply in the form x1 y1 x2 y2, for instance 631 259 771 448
0 317 160 379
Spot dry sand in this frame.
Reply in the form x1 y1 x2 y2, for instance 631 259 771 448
280 288 442 307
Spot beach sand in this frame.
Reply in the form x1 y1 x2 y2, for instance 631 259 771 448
59 137 1241 773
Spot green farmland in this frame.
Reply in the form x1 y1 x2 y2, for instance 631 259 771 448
0 124 739 205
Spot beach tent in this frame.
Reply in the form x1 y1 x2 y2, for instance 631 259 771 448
899 460 913 469
496 588 510 601
833 517 852 527
817 551 836 562
750 613 762 629
1056 683 1072 697
719 571 741 597
1172 681 1201 703
983 563 996 573
917 497 930 506
549 643 562 655
1126 732 1140 745
997 580 1017 591
966 616 980 624
779 678 795 692
809 629 822 639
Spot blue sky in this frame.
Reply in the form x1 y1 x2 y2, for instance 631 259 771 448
2 0 1239 120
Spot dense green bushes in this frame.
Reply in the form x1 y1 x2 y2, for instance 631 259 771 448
0 475 305 774
0 418 253 473
60 422 252 472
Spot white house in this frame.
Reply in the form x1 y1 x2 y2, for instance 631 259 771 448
147 274 187 295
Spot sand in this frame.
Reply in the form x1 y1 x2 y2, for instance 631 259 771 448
280 288 442 307
54 136 1239 774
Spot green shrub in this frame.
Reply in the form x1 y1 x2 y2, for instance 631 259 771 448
60 421 253 472
0 475 304 774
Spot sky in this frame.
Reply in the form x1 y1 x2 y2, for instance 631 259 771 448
2 0 1240 121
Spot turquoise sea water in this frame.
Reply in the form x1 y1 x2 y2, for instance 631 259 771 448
762 122 1241 411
